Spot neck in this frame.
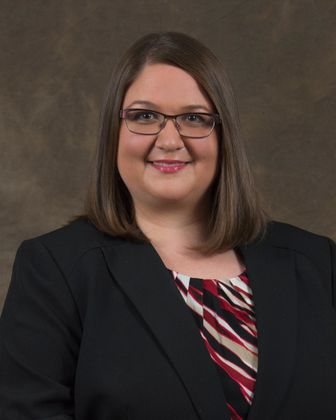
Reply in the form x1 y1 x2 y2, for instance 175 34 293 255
134 200 210 257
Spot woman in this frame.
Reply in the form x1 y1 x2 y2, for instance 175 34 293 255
0 32 335 420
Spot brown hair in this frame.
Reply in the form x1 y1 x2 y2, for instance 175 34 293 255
83 31 270 253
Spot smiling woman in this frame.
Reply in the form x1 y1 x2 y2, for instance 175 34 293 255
0 32 335 420
117 63 219 224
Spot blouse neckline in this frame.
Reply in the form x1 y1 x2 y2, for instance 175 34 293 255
166 267 247 285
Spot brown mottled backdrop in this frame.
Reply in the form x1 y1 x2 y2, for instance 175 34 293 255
1 1 335 310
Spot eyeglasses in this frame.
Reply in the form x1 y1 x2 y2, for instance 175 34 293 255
120 108 221 139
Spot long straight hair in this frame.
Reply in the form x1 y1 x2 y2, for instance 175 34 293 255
83 32 270 253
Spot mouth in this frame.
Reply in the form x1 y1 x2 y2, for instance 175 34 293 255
147 160 191 173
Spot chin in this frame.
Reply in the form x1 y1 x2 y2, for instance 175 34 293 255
145 190 192 205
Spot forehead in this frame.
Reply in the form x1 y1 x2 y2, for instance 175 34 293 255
123 63 213 111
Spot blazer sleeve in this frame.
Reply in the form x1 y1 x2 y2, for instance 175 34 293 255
0 239 82 420
328 237 336 308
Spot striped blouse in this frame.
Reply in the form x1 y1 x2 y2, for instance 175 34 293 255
170 270 258 420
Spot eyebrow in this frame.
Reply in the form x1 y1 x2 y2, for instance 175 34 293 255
125 100 213 113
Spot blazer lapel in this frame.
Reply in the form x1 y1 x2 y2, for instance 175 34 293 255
101 241 231 420
238 240 298 420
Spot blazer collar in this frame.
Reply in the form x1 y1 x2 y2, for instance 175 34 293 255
101 235 297 420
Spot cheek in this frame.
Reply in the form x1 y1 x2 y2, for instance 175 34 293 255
197 134 218 166
117 129 152 189
118 129 146 167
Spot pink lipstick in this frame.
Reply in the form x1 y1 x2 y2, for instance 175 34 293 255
149 160 190 173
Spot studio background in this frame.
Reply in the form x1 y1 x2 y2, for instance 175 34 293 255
1 0 335 310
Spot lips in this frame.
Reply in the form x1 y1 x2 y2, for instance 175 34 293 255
148 159 191 173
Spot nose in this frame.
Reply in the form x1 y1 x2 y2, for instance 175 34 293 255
154 118 185 150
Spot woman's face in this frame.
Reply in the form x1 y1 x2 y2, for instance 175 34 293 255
117 63 219 211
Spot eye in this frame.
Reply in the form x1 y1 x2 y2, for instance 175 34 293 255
127 110 159 123
181 113 207 125
188 113 203 122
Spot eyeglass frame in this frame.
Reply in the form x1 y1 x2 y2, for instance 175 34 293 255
119 108 221 139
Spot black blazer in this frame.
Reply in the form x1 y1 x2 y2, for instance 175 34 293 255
0 219 335 420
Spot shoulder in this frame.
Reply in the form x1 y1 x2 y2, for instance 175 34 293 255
262 220 335 271
265 220 332 248
18 218 127 276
